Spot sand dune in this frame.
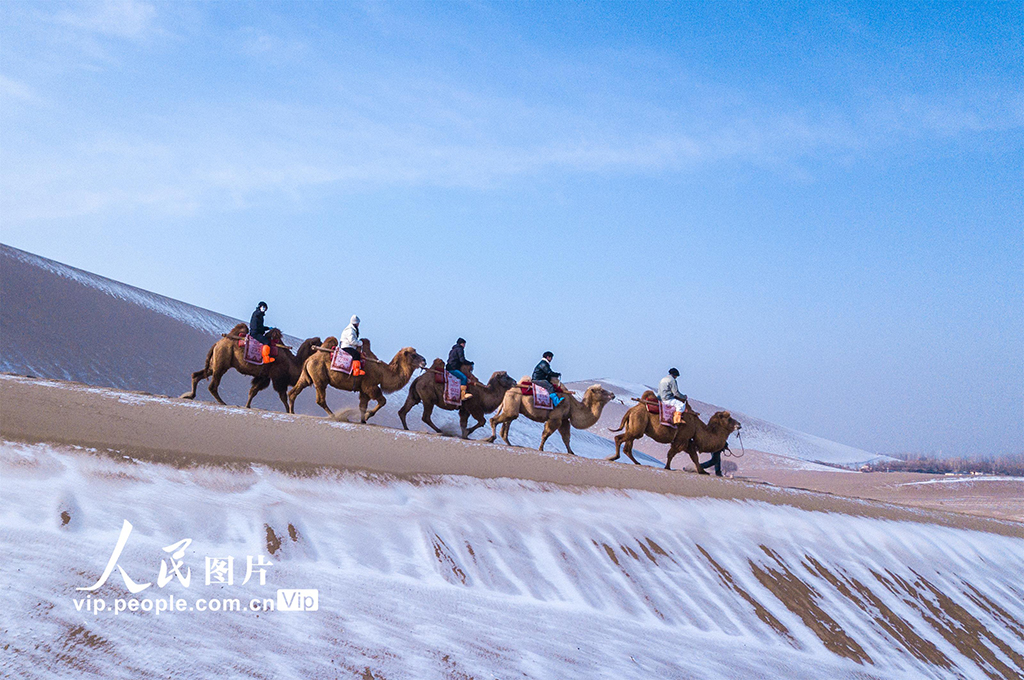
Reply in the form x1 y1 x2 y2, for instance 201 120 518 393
4 243 1024 678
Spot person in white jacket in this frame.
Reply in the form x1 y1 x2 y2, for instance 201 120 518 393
339 315 365 376
658 368 687 423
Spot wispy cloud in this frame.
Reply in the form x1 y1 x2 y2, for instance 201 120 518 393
56 0 157 40
2 10 1020 223
0 74 40 103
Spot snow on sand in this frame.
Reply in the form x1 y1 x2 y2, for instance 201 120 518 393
3 439 1023 679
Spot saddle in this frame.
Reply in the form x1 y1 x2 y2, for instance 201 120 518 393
329 348 358 374
442 371 462 406
243 336 265 364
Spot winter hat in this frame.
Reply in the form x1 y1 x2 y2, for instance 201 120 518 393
351 315 360 325
669 368 679 377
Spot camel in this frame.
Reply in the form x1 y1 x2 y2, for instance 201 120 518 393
180 323 322 410
608 390 741 473
678 409 742 476
607 389 699 467
287 337 426 423
398 359 516 438
485 382 615 455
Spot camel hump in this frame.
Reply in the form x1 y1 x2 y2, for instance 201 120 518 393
322 336 339 349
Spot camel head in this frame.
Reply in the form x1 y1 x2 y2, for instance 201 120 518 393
582 384 616 406
396 347 427 371
708 410 741 434
489 371 516 390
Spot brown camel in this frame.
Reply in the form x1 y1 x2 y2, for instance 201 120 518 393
485 382 615 455
607 389 698 467
608 390 740 472
287 337 426 423
180 323 322 410
677 409 742 475
398 359 516 438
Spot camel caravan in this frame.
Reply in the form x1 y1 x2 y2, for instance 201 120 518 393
182 303 741 475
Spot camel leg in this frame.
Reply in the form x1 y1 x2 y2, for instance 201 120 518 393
207 370 228 406
398 390 420 430
459 409 471 439
466 416 486 437
499 420 513 446
620 437 640 465
665 440 684 470
420 401 444 434
246 376 271 409
314 379 333 416
485 404 507 443
607 434 624 461
180 368 207 399
362 386 386 422
272 378 290 411
538 419 560 451
558 420 575 455
288 369 312 414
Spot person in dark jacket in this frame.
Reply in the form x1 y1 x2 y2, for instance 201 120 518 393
446 338 474 385
531 351 561 393
446 338 475 400
249 301 274 364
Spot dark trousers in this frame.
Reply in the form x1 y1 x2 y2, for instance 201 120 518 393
342 347 360 360
700 450 722 476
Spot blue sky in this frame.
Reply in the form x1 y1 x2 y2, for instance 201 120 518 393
1 1 1021 456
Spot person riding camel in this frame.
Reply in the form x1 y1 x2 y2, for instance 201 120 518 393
249 301 275 364
340 315 366 376
532 350 565 393
446 338 476 401
658 368 688 424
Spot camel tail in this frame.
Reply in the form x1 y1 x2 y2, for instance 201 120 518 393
609 411 630 433
203 345 215 376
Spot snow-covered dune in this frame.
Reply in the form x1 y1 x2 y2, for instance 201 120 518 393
3 440 1022 680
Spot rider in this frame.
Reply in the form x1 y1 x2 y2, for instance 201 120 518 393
532 351 563 404
446 338 475 400
340 315 366 376
249 301 275 364
658 368 688 423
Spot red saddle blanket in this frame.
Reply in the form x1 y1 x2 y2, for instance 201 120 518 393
659 401 677 427
531 382 553 410
442 371 462 406
330 348 355 374
244 336 265 365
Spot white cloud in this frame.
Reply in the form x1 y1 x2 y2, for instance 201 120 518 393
56 0 156 39
0 75 39 103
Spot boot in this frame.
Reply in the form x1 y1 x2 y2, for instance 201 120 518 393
351 360 365 377
461 385 473 400
262 344 275 364
673 409 683 424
